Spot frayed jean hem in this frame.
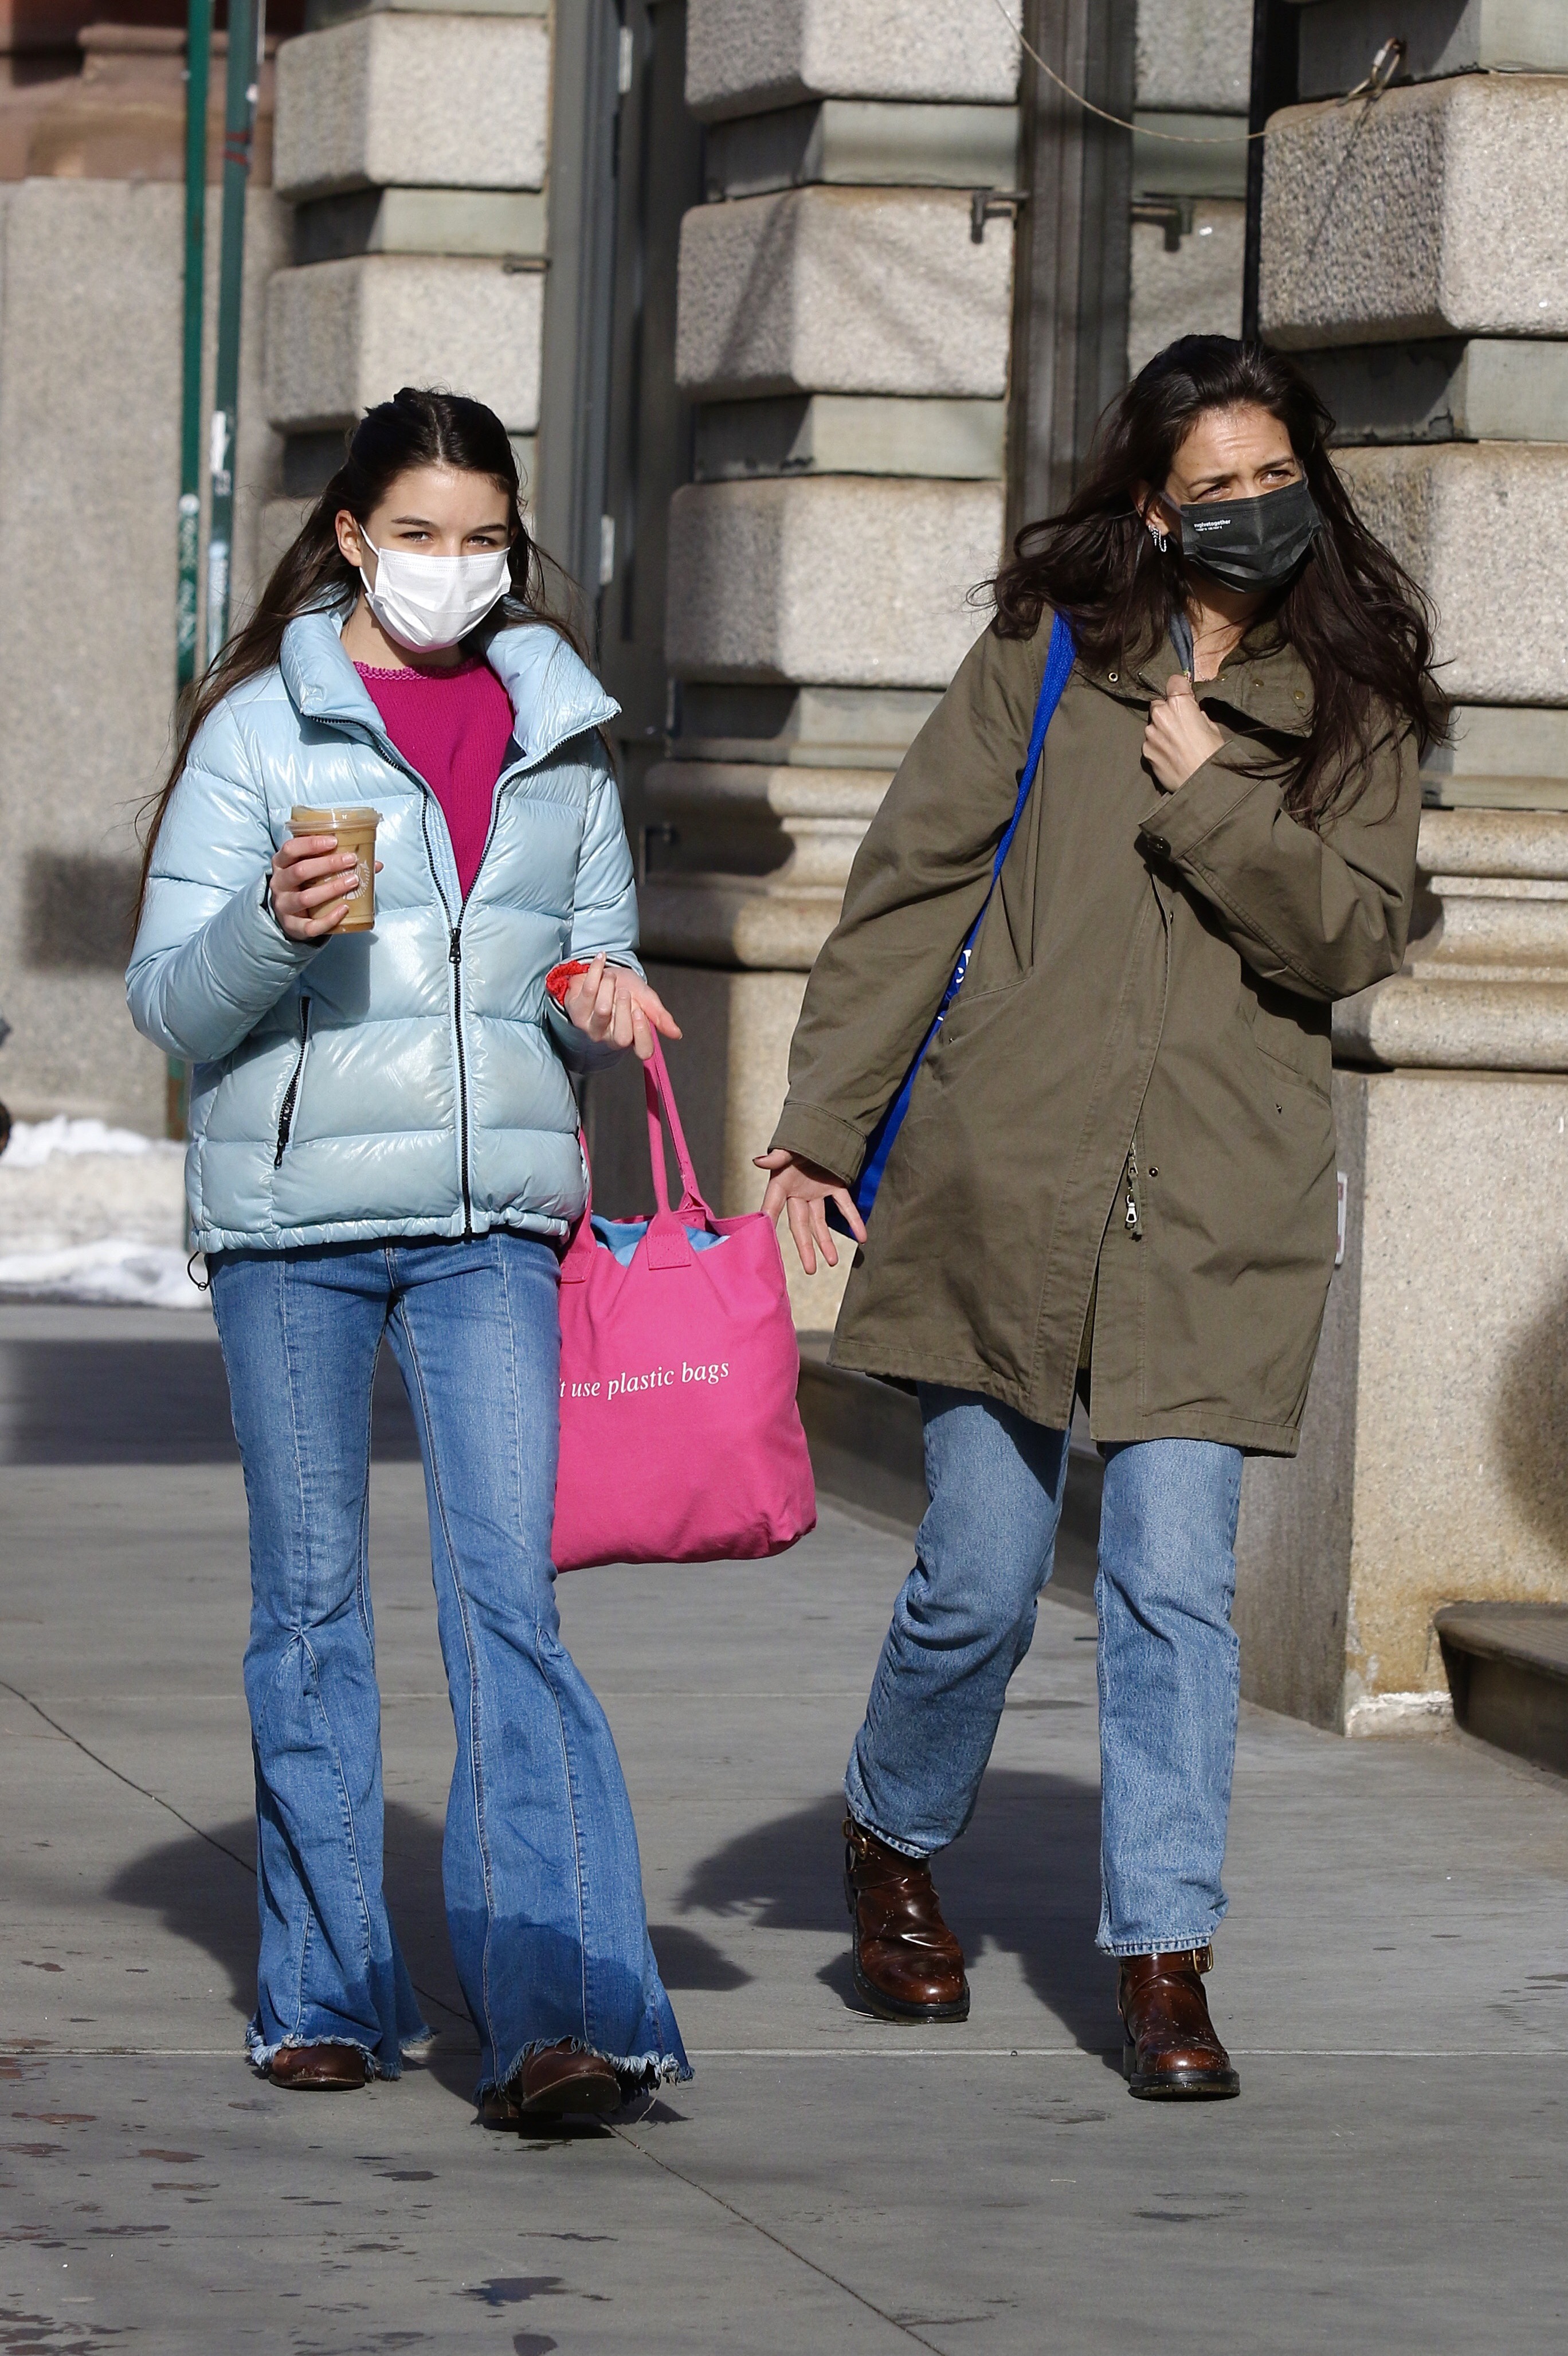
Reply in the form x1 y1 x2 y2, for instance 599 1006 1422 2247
480 2036 693 2104
1098 1930 1223 1960
245 2018 432 2079
842 1792 931 1864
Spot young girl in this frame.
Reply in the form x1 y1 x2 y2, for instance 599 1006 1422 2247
129 386 689 2121
759 337 1439 2100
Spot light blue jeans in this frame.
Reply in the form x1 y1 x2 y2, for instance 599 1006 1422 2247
845 1385 1244 1956
210 1231 689 2096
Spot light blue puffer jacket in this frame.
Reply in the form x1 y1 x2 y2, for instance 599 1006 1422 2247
127 609 640 1254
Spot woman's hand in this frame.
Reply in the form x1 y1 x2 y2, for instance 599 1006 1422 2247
754 1148 867 1276
1143 673 1226 792
269 834 375 941
563 953 681 1063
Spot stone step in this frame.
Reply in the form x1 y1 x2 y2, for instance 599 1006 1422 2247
1436 1604 1568 1779
796 1340 1100 1609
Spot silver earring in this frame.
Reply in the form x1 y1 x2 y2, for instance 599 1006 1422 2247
1152 526 1169 554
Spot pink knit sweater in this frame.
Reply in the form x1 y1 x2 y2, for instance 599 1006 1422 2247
356 659 516 900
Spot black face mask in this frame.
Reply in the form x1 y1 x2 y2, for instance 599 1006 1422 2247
1177 477 1322 593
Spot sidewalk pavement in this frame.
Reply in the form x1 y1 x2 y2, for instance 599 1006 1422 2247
3 1303 1566 2354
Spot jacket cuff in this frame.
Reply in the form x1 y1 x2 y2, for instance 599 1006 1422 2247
767 1102 867 1185
1136 754 1268 867
213 865 320 994
542 954 647 1071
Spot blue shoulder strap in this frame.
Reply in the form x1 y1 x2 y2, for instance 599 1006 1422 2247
846 612 1077 1223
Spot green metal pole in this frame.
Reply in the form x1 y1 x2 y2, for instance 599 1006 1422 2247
170 0 214 1141
206 0 263 668
176 0 211 700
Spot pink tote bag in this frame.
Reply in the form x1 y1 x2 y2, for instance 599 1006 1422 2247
551 1040 817 1572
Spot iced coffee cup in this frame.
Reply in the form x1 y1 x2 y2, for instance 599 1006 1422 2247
289 805 380 933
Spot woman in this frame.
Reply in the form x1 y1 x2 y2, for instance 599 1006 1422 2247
128 388 689 2120
758 338 1438 2100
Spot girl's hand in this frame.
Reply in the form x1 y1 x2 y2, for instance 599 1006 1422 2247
270 834 376 941
1143 673 1226 792
563 953 681 1062
754 1148 867 1276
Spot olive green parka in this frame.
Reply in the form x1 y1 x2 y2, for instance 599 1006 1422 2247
770 610 1421 1455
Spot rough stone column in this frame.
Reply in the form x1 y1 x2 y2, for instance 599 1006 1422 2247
634 0 1021 1328
1236 8 1568 1731
263 0 550 558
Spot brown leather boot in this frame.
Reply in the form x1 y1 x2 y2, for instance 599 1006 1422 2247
266 2042 370 2091
1118 1947 1240 2100
479 2040 622 2128
843 1815 970 2024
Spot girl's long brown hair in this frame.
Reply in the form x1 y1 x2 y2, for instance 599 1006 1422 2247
991 336 1445 827
139 386 585 911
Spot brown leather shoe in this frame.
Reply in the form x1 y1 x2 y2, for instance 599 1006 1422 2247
479 2040 622 2129
266 2042 370 2091
843 1815 970 2024
1118 1947 1240 2100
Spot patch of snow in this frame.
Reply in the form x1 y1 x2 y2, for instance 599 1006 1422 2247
1 1116 179 1169
0 1120 189 1269
0 1238 209 1309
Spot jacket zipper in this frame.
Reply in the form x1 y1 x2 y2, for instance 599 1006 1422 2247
448 925 472 1232
419 773 511 1253
1123 1137 1142 1238
273 999 311 1167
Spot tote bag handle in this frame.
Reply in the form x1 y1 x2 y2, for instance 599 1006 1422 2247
643 1038 714 1225
561 1038 715 1282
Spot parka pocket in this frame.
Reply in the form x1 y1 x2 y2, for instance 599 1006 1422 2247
272 999 311 1167
1241 982 1331 1101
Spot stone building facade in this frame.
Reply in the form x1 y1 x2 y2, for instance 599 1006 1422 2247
1234 0 1568 1731
2 0 1565 1729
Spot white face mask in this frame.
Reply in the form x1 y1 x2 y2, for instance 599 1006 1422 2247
358 530 512 653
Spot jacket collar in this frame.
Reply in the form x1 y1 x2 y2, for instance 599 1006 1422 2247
280 606 621 768
1081 621 1315 739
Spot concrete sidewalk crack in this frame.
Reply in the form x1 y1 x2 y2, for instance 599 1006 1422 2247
0 1676 468 2027
607 2118 951 2353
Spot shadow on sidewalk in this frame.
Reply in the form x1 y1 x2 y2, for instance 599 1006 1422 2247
679 1771 1119 2053
101 1802 743 2098
0 1335 420 1464
105 1799 466 2034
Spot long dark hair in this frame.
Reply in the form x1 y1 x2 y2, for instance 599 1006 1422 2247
991 336 1444 827
139 386 582 909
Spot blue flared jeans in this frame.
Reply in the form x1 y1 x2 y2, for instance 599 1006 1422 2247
210 1231 688 2096
844 1385 1244 1956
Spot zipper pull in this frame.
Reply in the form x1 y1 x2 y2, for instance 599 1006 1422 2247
1124 1139 1142 1237
449 928 462 965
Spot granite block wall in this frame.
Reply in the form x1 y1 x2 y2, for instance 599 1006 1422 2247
633 0 1025 1321
1237 12 1568 1728
264 4 549 500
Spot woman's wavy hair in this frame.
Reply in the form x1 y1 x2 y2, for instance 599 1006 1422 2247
991 335 1445 827
139 386 580 909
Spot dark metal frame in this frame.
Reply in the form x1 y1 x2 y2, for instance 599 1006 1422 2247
1242 0 1299 343
534 0 625 636
1007 0 1136 535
